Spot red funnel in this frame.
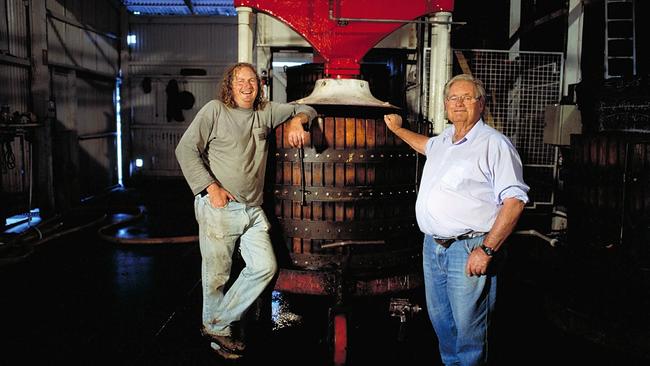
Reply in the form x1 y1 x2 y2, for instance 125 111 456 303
234 0 454 78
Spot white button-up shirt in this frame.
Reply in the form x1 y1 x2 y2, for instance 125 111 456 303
415 120 529 238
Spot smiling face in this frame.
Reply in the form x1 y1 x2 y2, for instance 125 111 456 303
445 79 484 126
231 65 259 109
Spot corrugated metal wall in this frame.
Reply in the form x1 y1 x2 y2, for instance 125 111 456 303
46 0 121 201
1 0 33 217
127 16 237 177
1 0 30 113
6 0 28 58
46 0 120 74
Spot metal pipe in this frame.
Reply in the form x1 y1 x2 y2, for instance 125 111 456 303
78 131 118 140
237 6 254 63
429 12 452 134
298 147 306 206
327 0 463 26
321 240 385 249
514 229 559 247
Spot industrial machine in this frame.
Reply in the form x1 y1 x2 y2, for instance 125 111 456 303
234 1 454 364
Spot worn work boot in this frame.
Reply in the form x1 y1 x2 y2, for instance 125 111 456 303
201 327 246 353
210 342 243 360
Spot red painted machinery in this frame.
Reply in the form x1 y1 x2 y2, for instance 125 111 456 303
236 0 453 78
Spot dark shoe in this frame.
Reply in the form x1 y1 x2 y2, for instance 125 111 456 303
210 342 243 360
201 327 246 353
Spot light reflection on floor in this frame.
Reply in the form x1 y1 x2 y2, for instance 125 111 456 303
271 290 303 330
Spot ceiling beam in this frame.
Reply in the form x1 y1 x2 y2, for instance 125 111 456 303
183 0 195 14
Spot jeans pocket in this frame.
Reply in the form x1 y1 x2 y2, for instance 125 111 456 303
199 199 242 239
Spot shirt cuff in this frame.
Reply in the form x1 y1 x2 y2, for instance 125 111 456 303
498 186 529 205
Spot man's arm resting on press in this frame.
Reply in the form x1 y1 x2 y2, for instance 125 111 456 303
285 112 312 148
384 114 429 154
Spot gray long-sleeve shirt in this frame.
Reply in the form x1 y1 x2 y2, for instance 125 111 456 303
175 99 317 206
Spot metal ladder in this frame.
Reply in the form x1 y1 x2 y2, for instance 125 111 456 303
604 0 636 78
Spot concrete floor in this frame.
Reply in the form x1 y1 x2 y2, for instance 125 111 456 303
1 180 648 365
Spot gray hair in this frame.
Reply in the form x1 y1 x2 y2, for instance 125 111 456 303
443 74 486 100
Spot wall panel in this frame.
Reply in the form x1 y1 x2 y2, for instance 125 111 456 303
127 16 237 178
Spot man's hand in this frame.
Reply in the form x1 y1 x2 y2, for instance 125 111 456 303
384 114 403 132
286 113 310 148
466 247 491 276
206 182 235 208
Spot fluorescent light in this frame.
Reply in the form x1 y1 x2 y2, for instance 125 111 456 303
271 61 308 68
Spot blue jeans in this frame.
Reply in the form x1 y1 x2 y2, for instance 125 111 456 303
423 234 496 366
194 196 277 336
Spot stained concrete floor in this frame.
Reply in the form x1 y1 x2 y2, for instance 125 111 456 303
1 179 649 365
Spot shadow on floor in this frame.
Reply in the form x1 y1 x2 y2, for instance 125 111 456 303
1 179 649 365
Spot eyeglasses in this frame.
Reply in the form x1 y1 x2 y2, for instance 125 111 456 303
445 95 481 104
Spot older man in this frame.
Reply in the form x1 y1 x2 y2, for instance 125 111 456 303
384 74 529 366
175 62 317 359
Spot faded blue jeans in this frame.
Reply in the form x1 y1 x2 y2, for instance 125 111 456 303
194 195 277 336
423 234 496 366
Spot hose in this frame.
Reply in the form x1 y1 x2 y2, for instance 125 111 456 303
96 206 198 245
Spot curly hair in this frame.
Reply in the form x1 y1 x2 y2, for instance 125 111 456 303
219 62 268 110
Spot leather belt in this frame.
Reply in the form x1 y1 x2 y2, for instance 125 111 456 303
433 232 487 248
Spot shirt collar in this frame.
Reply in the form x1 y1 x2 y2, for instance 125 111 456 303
445 119 485 145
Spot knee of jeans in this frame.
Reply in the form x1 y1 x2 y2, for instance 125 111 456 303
204 272 230 291
258 258 277 282
264 259 278 280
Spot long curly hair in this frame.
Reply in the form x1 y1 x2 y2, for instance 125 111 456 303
219 62 267 110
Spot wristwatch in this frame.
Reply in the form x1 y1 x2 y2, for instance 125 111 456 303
479 244 495 257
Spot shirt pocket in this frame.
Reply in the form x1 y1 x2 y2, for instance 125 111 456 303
440 160 473 189
253 127 269 142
